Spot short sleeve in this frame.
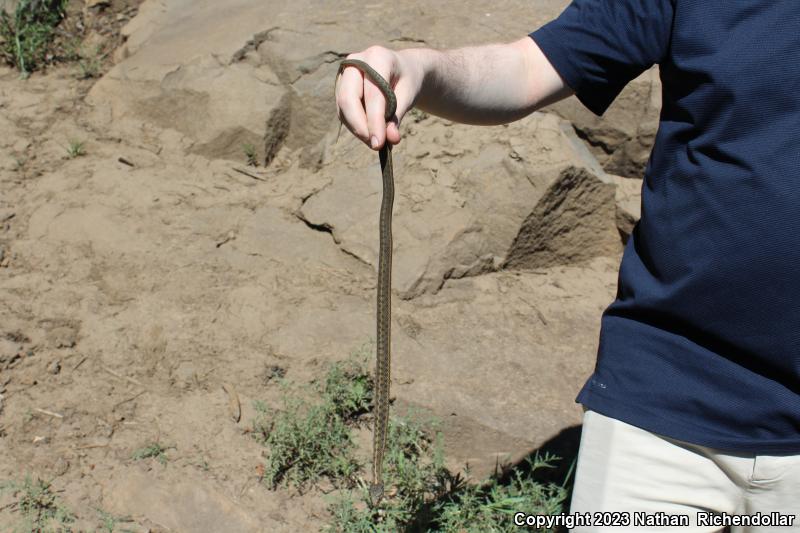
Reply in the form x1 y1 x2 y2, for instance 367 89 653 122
530 0 674 116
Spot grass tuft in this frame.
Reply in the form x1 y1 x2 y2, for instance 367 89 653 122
65 139 85 158
0 0 68 77
97 508 136 533
252 385 361 490
75 44 102 79
242 143 257 167
253 343 569 531
131 442 170 466
0 475 75 532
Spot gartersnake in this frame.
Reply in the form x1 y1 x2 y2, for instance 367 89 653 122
335 58 397 504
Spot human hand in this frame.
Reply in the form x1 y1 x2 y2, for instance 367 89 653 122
335 46 424 150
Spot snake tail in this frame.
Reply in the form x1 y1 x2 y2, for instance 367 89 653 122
372 143 394 505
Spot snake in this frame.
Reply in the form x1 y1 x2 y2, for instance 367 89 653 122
335 58 397 504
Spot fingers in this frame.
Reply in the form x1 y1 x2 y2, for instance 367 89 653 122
336 47 405 151
386 75 417 145
336 59 369 145
362 61 391 149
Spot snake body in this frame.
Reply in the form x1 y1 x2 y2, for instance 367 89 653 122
336 59 397 504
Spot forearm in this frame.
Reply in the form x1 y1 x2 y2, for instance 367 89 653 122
404 38 570 125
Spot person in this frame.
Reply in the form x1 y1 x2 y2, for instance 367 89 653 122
335 1 800 531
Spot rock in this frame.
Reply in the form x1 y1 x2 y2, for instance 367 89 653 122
547 67 661 179
503 166 618 269
47 359 61 375
87 1 288 163
610 174 643 243
89 55 286 163
103 469 262 533
47 326 77 349
300 112 622 299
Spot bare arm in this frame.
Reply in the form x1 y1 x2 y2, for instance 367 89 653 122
335 36 573 150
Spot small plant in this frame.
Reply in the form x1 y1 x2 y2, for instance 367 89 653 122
97 509 135 533
75 45 102 79
131 442 170 465
252 390 360 490
0 475 75 532
65 139 85 158
327 449 568 532
433 454 568 532
408 108 430 123
0 0 68 77
325 414 452 532
13 155 26 171
252 347 375 490
98 509 116 533
242 143 257 167
252 344 570 531
321 346 373 421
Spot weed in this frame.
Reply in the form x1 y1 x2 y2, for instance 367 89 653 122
432 454 568 532
252 390 360 490
252 347 375 490
408 108 430 123
0 0 67 77
242 143 257 167
97 509 135 533
98 509 115 533
0 475 74 532
320 346 373 421
327 449 568 532
75 45 102 79
261 364 286 385
131 442 170 465
324 415 453 532
253 345 569 531
12 155 26 171
65 139 85 158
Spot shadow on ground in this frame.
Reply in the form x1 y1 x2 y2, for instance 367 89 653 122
507 424 583 510
400 424 583 532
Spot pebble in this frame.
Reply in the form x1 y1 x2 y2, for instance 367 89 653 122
47 359 61 375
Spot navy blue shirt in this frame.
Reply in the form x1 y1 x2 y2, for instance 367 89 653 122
531 0 800 453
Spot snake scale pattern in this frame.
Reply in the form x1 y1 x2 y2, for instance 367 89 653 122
336 59 398 504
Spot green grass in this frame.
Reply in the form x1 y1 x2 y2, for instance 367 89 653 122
0 0 68 77
75 45 102 79
326 429 568 532
131 441 170 466
252 343 373 490
430 454 568 532
96 509 136 533
253 343 570 531
242 143 258 167
65 139 85 158
0 475 75 533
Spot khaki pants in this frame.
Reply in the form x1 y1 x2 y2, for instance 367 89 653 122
569 410 800 532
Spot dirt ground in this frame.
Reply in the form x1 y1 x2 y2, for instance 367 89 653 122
0 1 658 531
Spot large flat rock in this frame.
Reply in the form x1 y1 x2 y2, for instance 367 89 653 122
300 112 621 299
